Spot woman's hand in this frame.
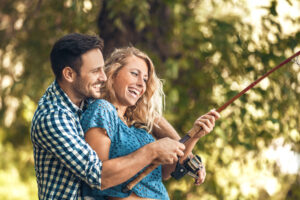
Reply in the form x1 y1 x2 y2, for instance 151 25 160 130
194 163 206 185
193 109 220 139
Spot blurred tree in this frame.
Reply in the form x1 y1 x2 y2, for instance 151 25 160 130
0 0 299 199
97 0 300 199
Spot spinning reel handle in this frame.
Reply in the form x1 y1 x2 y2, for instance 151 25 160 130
171 155 203 180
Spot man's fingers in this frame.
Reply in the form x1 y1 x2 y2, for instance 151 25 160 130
174 141 185 157
178 142 185 151
176 148 184 157
165 153 179 164
153 138 186 165
173 156 178 163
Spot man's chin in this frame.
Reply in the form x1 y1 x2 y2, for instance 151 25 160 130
91 93 102 99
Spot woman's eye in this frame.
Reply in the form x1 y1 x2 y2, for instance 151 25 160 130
143 79 148 83
131 72 138 76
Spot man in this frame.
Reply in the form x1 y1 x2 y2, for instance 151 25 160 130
31 33 186 199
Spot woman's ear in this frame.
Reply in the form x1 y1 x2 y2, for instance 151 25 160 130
62 66 77 83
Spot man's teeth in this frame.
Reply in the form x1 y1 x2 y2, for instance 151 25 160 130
94 84 101 88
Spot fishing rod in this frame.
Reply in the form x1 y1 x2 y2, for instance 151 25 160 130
122 50 300 193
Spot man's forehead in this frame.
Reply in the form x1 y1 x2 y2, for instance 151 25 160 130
82 48 103 58
81 48 104 68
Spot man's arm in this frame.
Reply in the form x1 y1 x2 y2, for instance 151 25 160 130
152 116 181 140
102 140 184 188
85 127 185 190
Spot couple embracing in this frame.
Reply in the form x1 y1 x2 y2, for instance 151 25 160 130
31 33 219 200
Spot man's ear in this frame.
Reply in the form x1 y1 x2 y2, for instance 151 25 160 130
62 67 76 83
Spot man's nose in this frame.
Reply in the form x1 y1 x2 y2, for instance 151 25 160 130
98 67 107 82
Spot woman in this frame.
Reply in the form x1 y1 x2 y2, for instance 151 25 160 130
80 47 219 199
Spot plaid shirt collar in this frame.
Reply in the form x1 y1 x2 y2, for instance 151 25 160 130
52 80 92 117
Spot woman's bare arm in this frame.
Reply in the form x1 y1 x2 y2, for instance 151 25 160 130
161 110 220 180
152 116 181 140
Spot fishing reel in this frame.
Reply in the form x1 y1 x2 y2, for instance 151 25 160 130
171 155 203 180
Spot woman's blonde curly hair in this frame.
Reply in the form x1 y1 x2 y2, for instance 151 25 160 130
101 47 164 132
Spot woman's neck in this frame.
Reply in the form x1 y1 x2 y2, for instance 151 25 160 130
112 102 127 119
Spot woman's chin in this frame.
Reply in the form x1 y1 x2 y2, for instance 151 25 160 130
128 100 138 107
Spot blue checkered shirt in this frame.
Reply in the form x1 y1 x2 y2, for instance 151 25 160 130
31 81 102 199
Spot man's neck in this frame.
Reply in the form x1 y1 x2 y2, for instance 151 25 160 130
57 80 83 107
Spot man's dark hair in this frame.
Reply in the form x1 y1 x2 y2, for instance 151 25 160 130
50 33 104 80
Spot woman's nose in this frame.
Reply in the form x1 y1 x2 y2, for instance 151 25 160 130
136 75 144 87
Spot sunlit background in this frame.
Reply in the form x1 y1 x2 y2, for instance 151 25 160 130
1 0 300 199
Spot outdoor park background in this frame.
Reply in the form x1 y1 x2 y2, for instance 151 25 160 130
0 0 300 199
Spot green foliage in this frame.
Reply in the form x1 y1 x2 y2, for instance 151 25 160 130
1 0 300 199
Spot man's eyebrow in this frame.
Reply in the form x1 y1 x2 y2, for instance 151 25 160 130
90 66 104 71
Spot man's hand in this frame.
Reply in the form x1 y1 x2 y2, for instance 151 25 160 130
150 137 185 165
192 109 220 139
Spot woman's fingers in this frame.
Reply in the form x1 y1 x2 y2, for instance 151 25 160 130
196 118 213 130
193 109 220 138
194 165 206 185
